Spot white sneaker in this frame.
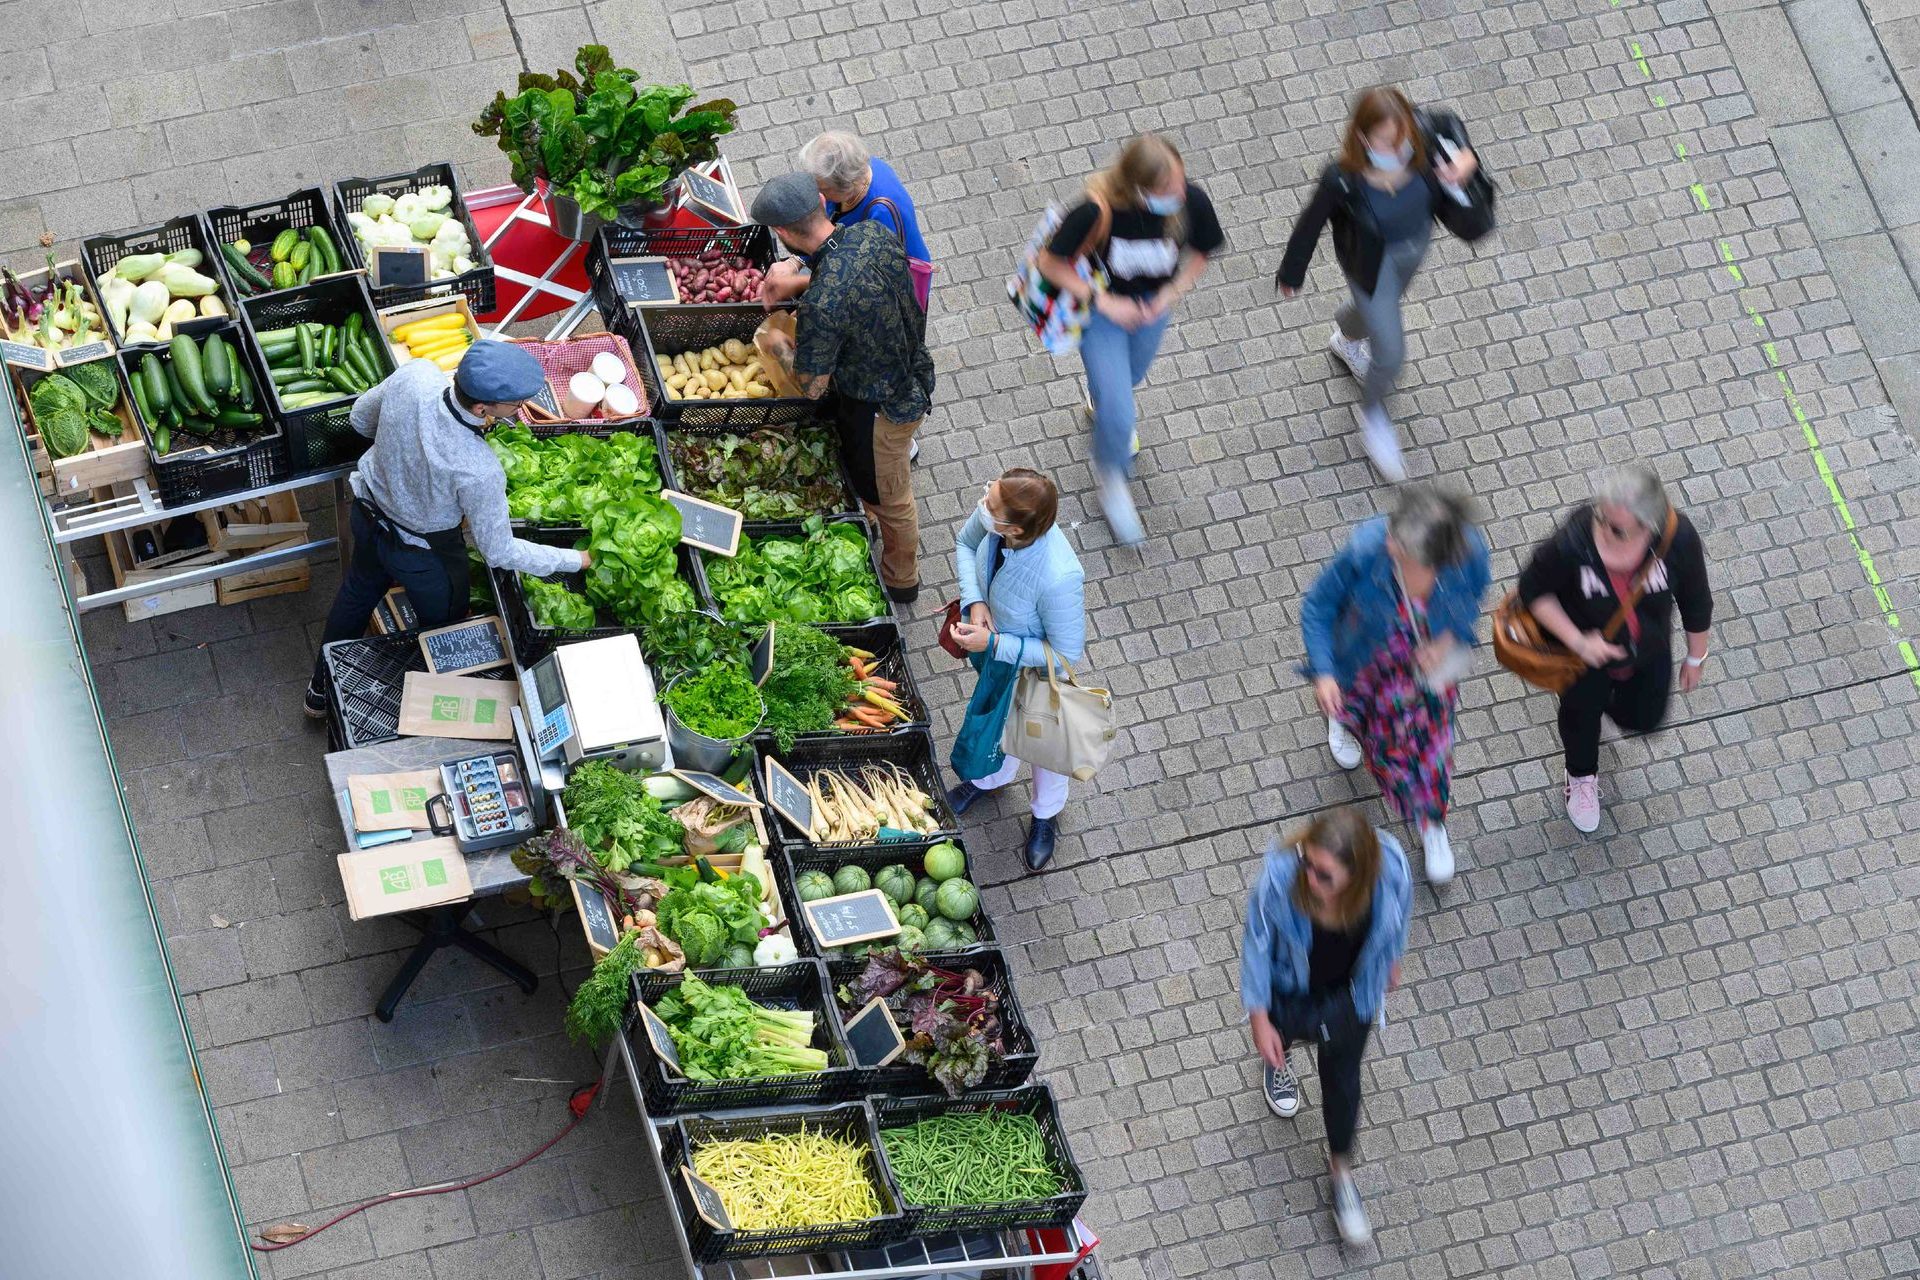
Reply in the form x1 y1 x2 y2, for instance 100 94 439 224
1327 719 1362 770
1565 773 1601 833
1098 470 1144 546
1332 1172 1373 1246
1353 404 1405 482
1329 329 1372 379
1130 428 1141 458
1421 822 1455 884
908 438 920 463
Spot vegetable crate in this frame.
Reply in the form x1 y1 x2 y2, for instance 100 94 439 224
204 187 357 301
81 215 225 351
754 620 928 748
654 419 861 521
237 274 391 475
629 304 817 428
334 163 496 314
629 960 862 1114
10 362 150 501
664 1101 909 1261
116 335 291 506
320 630 515 751
779 840 997 958
492 526 701 664
586 223 776 317
871 1086 1088 1237
825 948 1038 1096
758 730 961 854
691 515 895 630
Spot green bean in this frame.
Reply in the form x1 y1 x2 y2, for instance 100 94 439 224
879 1112 1062 1206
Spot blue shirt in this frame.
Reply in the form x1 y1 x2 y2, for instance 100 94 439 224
1363 176 1434 245
828 157 931 262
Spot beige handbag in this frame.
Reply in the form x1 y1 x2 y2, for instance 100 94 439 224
1000 643 1116 781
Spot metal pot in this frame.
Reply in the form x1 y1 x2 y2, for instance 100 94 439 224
615 176 682 229
661 670 762 774
545 189 606 243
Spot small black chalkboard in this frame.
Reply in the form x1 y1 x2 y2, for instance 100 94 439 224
60 341 113 367
372 245 431 288
842 997 906 1067
526 378 562 419
802 889 900 948
672 769 761 809
638 1000 683 1076
681 1166 732 1229
419 615 510 675
762 757 814 839
608 256 680 307
681 167 744 226
2 340 53 370
749 624 774 687
373 586 418 635
571 880 619 957
661 489 743 557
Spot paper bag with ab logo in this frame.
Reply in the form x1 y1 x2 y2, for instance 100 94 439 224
347 770 440 832
337 836 473 921
396 672 519 741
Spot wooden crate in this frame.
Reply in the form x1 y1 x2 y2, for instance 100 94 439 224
11 365 150 501
214 538 312 606
103 523 226 622
199 492 308 551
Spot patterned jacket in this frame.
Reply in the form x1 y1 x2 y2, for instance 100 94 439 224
795 220 934 423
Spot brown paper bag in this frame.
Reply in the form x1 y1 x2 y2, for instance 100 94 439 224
396 672 519 740
753 312 809 399
337 837 473 921
348 770 441 832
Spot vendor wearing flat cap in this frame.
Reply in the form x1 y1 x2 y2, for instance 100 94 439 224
753 170 934 602
303 340 589 718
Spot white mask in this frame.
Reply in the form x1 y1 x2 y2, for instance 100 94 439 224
1367 141 1414 172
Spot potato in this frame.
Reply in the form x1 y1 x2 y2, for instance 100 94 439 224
672 353 691 378
654 355 673 376
742 360 763 382
666 372 689 391
705 369 731 393
699 349 720 371
744 382 772 398
727 367 747 392
720 338 751 364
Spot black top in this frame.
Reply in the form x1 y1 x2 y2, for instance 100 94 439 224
1308 908 1371 993
1516 504 1714 670
1047 183 1226 298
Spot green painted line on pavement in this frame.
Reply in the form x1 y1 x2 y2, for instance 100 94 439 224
1690 183 1712 210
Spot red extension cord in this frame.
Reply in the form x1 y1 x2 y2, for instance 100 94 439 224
251 1082 600 1253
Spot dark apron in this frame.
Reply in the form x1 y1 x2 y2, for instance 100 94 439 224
352 497 470 615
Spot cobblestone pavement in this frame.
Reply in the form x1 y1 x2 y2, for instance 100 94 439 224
64 0 1920 1277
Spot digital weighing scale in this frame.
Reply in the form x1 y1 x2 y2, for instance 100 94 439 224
519 634 669 793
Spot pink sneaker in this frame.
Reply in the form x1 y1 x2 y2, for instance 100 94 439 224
1565 774 1601 833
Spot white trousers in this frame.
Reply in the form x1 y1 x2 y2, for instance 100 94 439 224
970 753 1068 820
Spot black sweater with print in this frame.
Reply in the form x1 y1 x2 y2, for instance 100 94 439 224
1516 505 1714 667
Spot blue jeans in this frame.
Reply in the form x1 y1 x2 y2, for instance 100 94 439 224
1080 307 1171 477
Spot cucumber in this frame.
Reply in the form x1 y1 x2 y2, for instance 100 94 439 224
270 366 308 386
279 377 328 394
341 343 377 388
271 262 296 289
221 241 272 293
344 310 362 340
153 422 170 454
233 357 256 410
288 241 311 271
129 364 153 425
169 334 215 416
255 326 302 344
309 226 341 275
297 255 316 286
141 354 170 421
203 333 233 399
296 324 316 372
270 229 299 262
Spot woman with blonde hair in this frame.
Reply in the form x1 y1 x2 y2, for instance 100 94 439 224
1276 86 1485 480
1034 133 1224 545
1240 806 1411 1246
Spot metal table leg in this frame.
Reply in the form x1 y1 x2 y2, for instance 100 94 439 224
375 903 539 1022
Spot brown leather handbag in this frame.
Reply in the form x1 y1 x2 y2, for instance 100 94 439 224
1494 508 1678 694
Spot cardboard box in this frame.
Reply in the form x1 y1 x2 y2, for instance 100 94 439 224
338 836 472 920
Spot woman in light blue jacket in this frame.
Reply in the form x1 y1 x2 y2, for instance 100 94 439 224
945 468 1086 871
1240 806 1411 1247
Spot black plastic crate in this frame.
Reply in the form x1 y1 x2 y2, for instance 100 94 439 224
333 163 496 314
587 223 776 319
872 1086 1087 1236
238 275 392 475
758 730 960 854
779 839 995 958
655 419 860 520
116 333 291 506
203 187 356 301
753 620 928 749
492 525 700 664
665 1102 907 1261
824 946 1037 1095
628 960 861 1115
81 216 227 350
693 515 893 629
320 629 515 750
629 304 817 428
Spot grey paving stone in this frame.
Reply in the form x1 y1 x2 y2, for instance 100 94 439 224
167 925 251 994
271 1019 382 1093
1770 120 1881 240
299 1134 410 1211
1790 0 1907 112
1837 100 1920 230
428 1231 540 1280
198 973 314 1048
1823 232 1920 358
223 1085 345 1166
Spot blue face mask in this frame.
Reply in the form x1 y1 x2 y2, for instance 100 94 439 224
1143 192 1183 216
1367 141 1414 172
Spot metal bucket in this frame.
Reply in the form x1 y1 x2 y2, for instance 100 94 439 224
662 670 762 774
545 189 605 243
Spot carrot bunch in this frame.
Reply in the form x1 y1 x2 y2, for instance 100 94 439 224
836 647 912 731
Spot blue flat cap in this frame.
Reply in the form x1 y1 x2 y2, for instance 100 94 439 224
751 172 826 228
454 340 546 401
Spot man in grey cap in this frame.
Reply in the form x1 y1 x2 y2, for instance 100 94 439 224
752 171 934 602
303 340 589 718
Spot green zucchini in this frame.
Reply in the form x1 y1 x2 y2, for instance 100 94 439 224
231 357 256 411
279 377 328 394
141 354 170 421
213 408 264 428
296 324 316 372
270 366 308 386
129 364 153 425
309 226 341 275
221 241 271 293
323 366 359 395
255 326 301 344
169 334 215 416
203 333 233 399
153 422 170 454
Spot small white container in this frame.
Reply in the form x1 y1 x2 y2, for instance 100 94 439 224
562 371 606 419
602 381 640 418
589 351 627 385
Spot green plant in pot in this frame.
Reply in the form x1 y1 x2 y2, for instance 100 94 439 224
473 44 739 226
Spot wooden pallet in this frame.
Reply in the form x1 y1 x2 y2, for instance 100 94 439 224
198 492 313 605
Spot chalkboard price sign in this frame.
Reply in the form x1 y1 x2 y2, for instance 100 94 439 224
762 757 814 839
661 489 743 557
749 625 774 687
682 1166 732 1229
842 997 906 1067
672 769 761 809
372 245 431 288
571 880 619 957
1 340 53 370
681 167 745 226
608 256 680 307
802 888 900 948
419 615 510 675
638 1000 683 1076
60 341 113 367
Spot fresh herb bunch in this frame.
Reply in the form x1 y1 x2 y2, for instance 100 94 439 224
641 611 751 678
561 760 685 872
489 425 661 523
583 492 696 626
663 662 763 741
651 973 828 1079
707 516 886 625
566 930 644 1045
758 624 858 750
522 574 597 630
666 427 849 520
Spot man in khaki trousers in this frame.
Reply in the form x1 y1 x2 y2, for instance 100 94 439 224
751 172 935 602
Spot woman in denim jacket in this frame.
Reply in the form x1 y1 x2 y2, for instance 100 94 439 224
945 468 1087 870
1240 807 1411 1246
1300 486 1489 883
